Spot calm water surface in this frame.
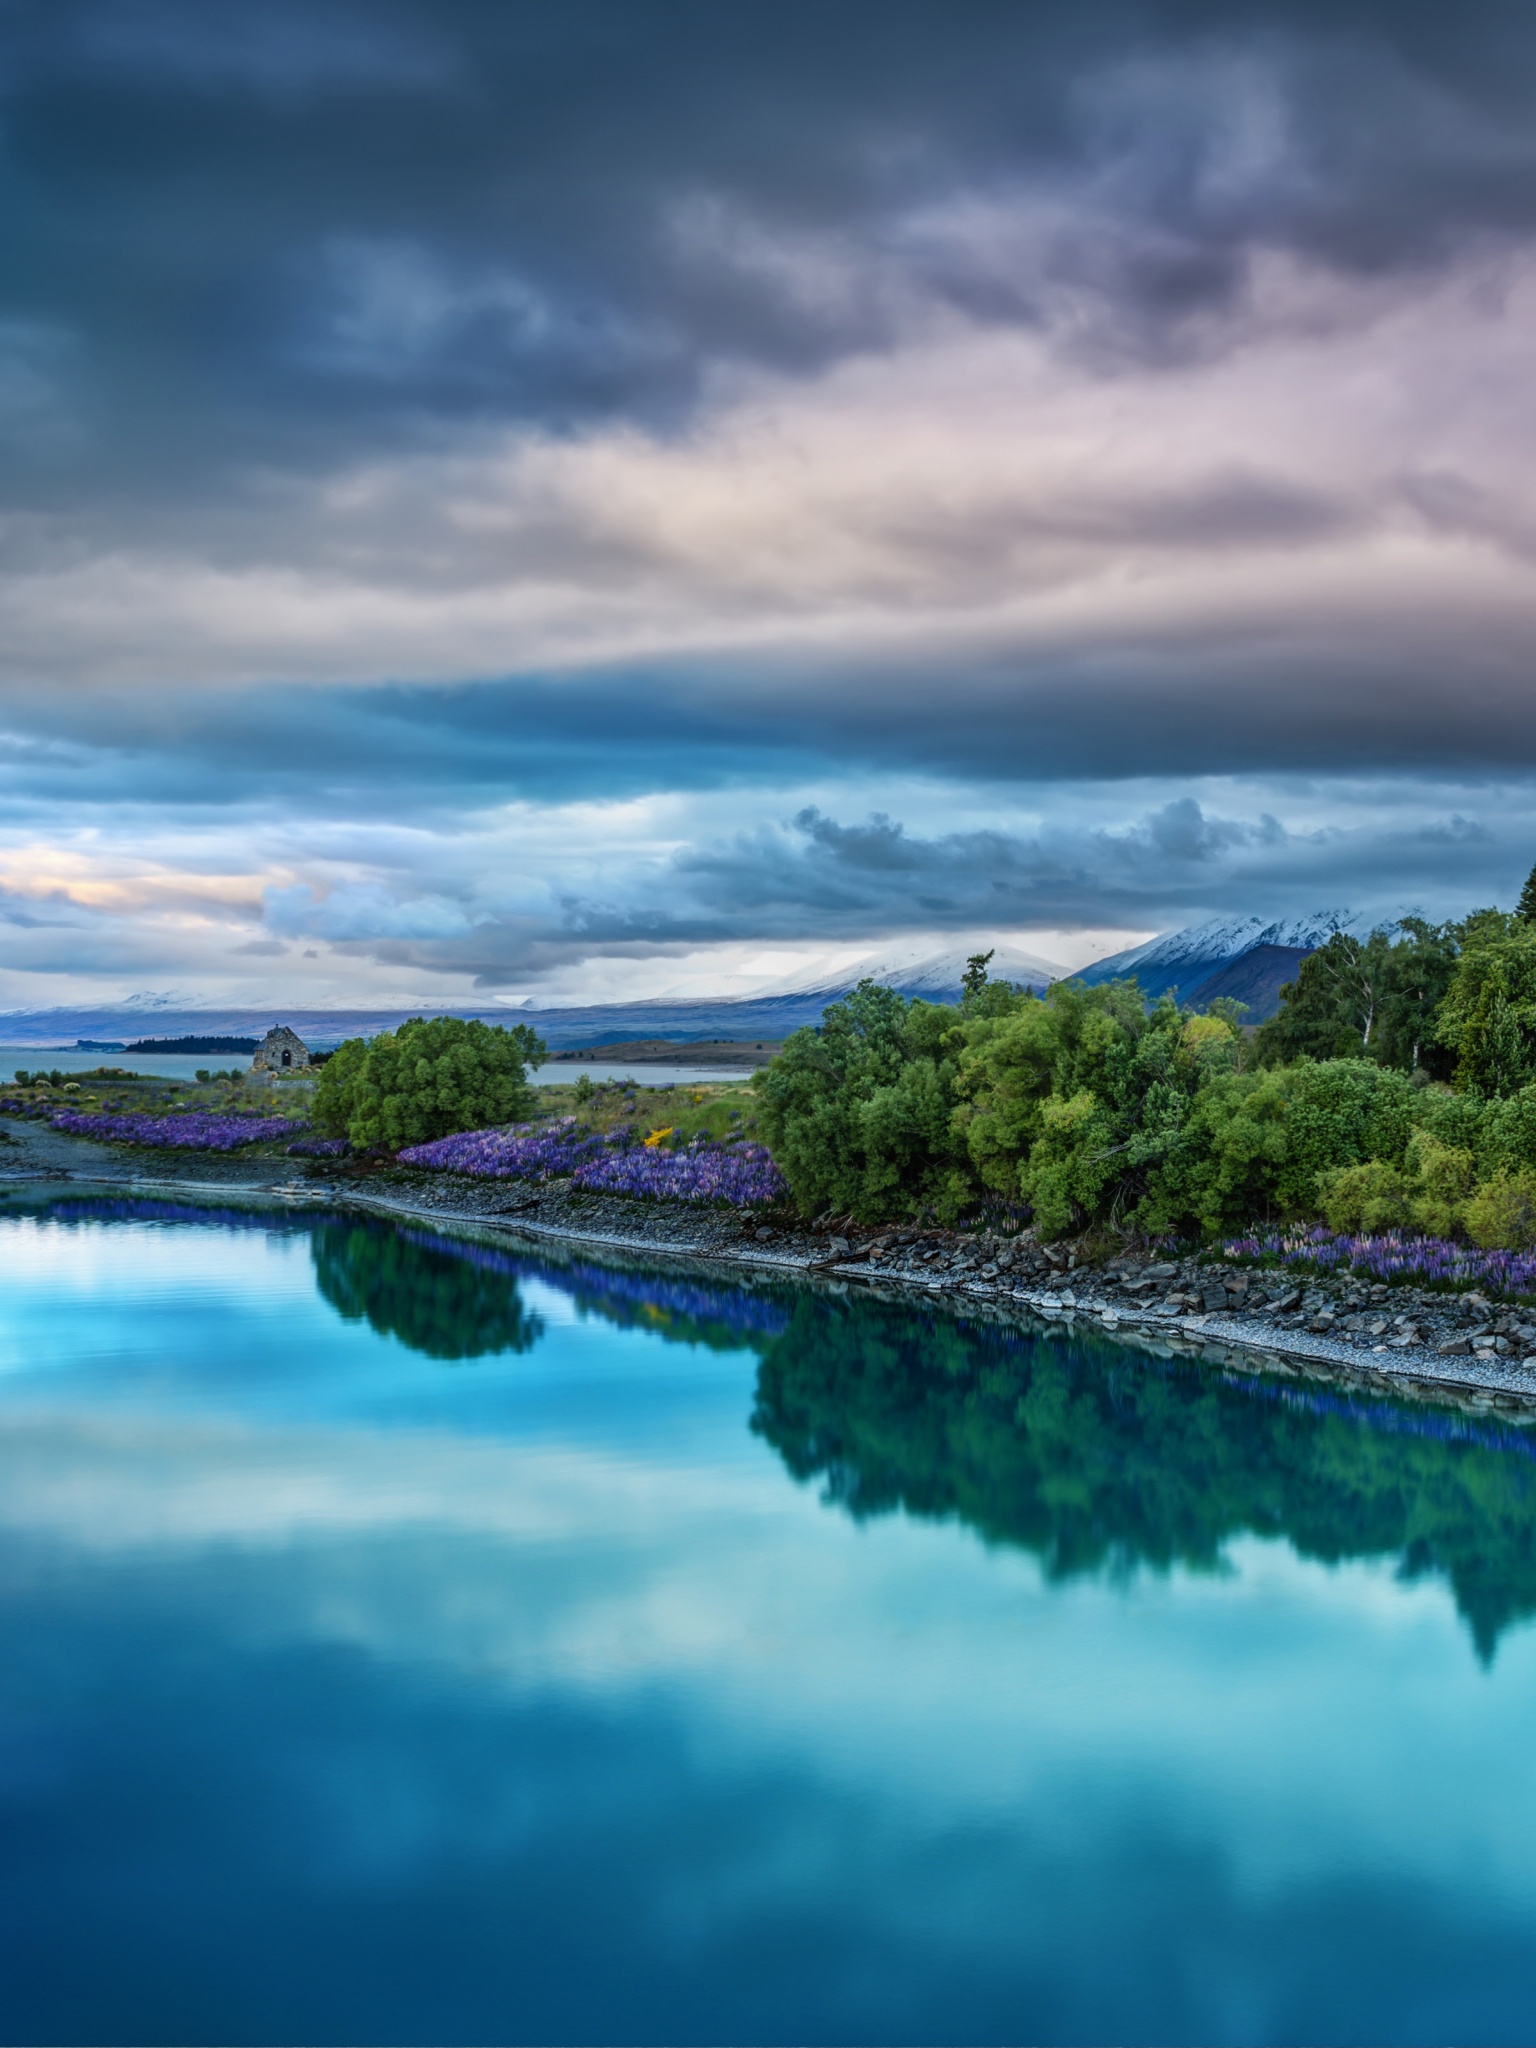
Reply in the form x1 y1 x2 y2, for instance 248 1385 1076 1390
4 1192 1536 2044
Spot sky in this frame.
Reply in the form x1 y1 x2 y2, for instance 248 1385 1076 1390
4 0 1536 1011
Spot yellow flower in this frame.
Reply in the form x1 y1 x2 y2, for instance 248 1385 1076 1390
643 1125 674 1148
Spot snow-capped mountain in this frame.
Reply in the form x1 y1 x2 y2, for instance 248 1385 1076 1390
769 941 1063 1002
1077 909 1417 1013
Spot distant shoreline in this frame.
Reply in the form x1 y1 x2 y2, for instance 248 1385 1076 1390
547 1038 782 1067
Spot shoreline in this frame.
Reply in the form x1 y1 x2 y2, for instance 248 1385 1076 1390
7 1117 1536 1421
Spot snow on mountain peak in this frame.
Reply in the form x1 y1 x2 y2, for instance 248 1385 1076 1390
1079 907 1424 992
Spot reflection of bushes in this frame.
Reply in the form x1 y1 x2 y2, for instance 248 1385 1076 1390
311 1220 544 1361
751 1295 1536 1659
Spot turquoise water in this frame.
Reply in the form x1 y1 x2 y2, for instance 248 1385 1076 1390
4 1196 1536 2044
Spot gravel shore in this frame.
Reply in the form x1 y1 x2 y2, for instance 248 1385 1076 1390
7 1115 1536 1418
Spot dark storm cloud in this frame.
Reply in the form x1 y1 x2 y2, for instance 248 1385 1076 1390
6 0 1536 511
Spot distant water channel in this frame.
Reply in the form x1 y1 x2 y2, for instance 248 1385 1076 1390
5 1193 1536 2044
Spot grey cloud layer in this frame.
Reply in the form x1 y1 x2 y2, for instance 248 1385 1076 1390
253 795 1523 987
7 0 1536 495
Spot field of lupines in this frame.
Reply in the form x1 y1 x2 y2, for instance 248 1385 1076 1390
1224 1222 1536 1299
398 1116 609 1180
574 1137 787 1205
399 1116 788 1206
45 1109 302 1151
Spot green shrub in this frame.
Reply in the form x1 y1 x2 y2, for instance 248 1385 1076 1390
752 982 968 1221
312 1016 545 1151
1403 1132 1476 1237
1318 1159 1409 1233
1463 1166 1536 1252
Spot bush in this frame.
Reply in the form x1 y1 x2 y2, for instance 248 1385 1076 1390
1318 1159 1409 1233
1464 1166 1536 1252
312 1016 546 1152
1403 1132 1476 1237
752 982 967 1221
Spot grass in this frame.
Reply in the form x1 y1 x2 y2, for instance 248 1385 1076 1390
531 1076 762 1145
2 1063 314 1146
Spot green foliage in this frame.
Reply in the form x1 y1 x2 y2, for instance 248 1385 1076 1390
1464 1166 1536 1252
751 981 967 1222
312 1015 546 1151
1255 921 1458 1076
1518 860 1536 924
1318 1158 1409 1234
1316 1130 1475 1238
1475 1083 1536 1177
748 895 1536 1246
1139 1057 1417 1239
1436 912 1536 1095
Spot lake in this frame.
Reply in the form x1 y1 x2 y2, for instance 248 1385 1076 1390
0 1048 753 1087
4 1192 1536 2044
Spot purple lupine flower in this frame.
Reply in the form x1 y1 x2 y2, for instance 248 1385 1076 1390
397 1115 609 1180
1223 1223 1536 1300
48 1109 303 1151
572 1137 787 1206
398 1117 787 1207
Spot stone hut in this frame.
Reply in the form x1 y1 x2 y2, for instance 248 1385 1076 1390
252 1025 310 1074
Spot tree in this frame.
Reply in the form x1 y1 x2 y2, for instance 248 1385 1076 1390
1255 932 1392 1064
954 980 1238 1237
960 950 994 1006
1436 913 1536 1096
751 981 971 1221
312 1015 546 1150
1256 923 1459 1076
1517 861 1536 924
1371 918 1459 1078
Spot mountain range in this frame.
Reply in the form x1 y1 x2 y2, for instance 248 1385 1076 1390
1075 910 1409 1017
0 915 1409 1049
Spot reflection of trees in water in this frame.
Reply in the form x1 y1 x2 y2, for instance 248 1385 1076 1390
752 1295 1536 1659
314 1220 793 1360
310 1220 544 1361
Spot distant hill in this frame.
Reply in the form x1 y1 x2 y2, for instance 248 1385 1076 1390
124 1034 259 1055
0 945 1065 1055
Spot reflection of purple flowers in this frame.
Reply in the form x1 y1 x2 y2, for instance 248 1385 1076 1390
399 1116 788 1206
287 1136 349 1157
47 1109 301 1150
395 1225 794 1344
1225 1222 1536 1300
